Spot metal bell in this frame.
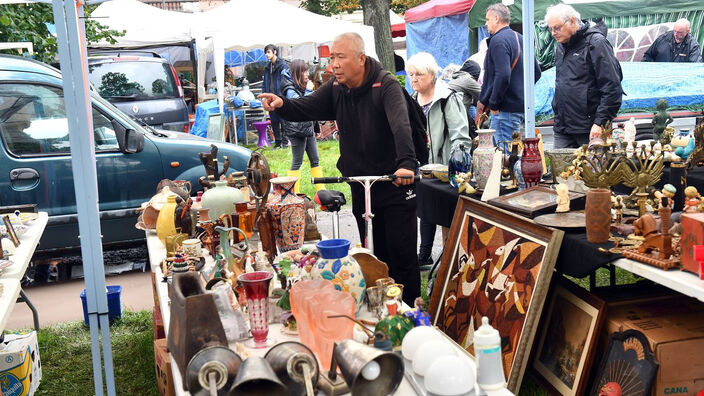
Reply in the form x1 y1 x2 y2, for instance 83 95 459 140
332 339 404 396
264 341 319 396
229 356 287 396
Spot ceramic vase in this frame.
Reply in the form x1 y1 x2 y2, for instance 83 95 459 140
201 180 243 222
521 137 543 188
585 188 612 243
472 129 495 190
266 176 306 252
156 195 178 245
310 239 366 312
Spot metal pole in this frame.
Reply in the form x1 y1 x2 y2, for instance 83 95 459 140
51 1 115 395
364 179 374 253
522 0 536 137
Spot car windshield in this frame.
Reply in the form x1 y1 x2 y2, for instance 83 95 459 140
88 60 178 100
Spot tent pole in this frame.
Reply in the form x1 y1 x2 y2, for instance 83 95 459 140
522 0 536 137
51 1 115 395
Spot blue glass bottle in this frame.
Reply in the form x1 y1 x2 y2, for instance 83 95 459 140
448 143 472 188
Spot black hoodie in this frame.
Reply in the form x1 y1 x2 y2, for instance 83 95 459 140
552 20 623 136
275 57 416 176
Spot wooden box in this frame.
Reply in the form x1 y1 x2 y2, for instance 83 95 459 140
153 338 175 396
679 213 704 275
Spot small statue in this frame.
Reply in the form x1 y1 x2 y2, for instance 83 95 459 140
506 131 523 188
555 183 570 212
651 99 674 142
684 186 701 213
675 136 695 160
537 132 547 174
612 195 624 225
654 184 676 209
624 117 637 144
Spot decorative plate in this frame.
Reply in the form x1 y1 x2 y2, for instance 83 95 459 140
534 211 587 229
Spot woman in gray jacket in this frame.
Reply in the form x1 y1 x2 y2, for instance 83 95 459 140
407 52 473 266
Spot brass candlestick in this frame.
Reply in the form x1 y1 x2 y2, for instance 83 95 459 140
576 143 623 189
636 192 650 217
620 141 666 208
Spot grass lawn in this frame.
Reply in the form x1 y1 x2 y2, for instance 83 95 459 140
244 140 351 205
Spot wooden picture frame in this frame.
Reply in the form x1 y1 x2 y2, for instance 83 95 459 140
532 277 606 396
2 215 19 247
487 185 585 218
588 329 659 396
206 113 225 141
428 197 563 392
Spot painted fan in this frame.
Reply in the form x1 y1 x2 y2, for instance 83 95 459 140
588 329 658 396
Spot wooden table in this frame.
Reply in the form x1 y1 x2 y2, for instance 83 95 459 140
145 230 489 396
0 212 48 332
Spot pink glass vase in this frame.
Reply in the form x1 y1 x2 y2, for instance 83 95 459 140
289 279 355 370
238 271 274 348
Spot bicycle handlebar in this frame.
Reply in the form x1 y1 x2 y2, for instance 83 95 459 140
312 175 421 184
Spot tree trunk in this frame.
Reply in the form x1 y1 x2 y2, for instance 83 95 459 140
361 0 395 73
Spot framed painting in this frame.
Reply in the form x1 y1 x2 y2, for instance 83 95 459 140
588 329 658 396
2 215 19 247
428 196 563 392
206 113 225 142
532 278 606 396
487 185 585 218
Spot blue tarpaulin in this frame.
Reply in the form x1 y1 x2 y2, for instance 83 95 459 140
535 62 704 122
224 49 266 67
191 99 244 140
406 13 469 91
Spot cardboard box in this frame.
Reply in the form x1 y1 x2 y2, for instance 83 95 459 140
622 313 704 396
680 213 704 276
604 294 704 335
0 332 41 396
153 338 175 396
153 308 165 341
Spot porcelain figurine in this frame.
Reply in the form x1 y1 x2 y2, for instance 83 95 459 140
654 184 676 209
555 183 570 212
652 99 674 142
684 186 701 213
624 117 636 144
612 195 624 225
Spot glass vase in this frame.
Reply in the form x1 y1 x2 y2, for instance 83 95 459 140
238 271 275 348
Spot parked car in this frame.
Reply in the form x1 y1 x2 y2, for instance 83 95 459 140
0 55 251 254
87 51 190 132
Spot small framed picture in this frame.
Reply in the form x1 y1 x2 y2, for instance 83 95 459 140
2 215 19 247
488 185 585 218
531 278 606 396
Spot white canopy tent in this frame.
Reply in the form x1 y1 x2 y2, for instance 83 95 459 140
92 0 377 112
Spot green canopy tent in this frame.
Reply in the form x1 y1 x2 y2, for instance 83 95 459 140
468 0 704 68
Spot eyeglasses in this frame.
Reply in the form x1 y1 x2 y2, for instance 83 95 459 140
408 72 426 79
548 21 567 33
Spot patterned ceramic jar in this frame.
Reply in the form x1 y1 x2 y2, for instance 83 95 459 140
310 239 366 311
472 129 496 190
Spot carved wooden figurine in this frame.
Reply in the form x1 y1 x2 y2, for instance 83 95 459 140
555 183 570 212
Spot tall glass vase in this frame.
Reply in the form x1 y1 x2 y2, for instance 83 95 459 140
238 271 275 348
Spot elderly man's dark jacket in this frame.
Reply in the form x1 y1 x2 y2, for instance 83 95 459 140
274 57 416 177
553 20 623 136
642 30 702 62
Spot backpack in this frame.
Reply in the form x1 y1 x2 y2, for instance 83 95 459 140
331 71 430 166
440 92 478 140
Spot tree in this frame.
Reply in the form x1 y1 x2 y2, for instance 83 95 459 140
361 0 395 72
0 3 124 64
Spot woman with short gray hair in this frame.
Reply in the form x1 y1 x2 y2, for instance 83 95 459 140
407 52 472 267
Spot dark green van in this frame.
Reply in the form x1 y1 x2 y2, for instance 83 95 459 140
0 55 250 253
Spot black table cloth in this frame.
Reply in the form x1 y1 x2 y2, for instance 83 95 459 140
416 178 619 278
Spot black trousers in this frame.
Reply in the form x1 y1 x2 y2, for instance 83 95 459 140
351 182 420 306
270 114 288 146
418 219 436 259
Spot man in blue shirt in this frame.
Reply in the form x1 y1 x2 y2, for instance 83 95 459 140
476 3 541 150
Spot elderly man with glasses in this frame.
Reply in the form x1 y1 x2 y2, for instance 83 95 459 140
642 18 702 63
545 3 623 148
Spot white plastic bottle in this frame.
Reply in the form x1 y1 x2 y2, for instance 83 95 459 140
474 316 506 393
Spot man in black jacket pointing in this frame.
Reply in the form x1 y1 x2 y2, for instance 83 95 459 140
545 3 623 148
259 32 421 305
